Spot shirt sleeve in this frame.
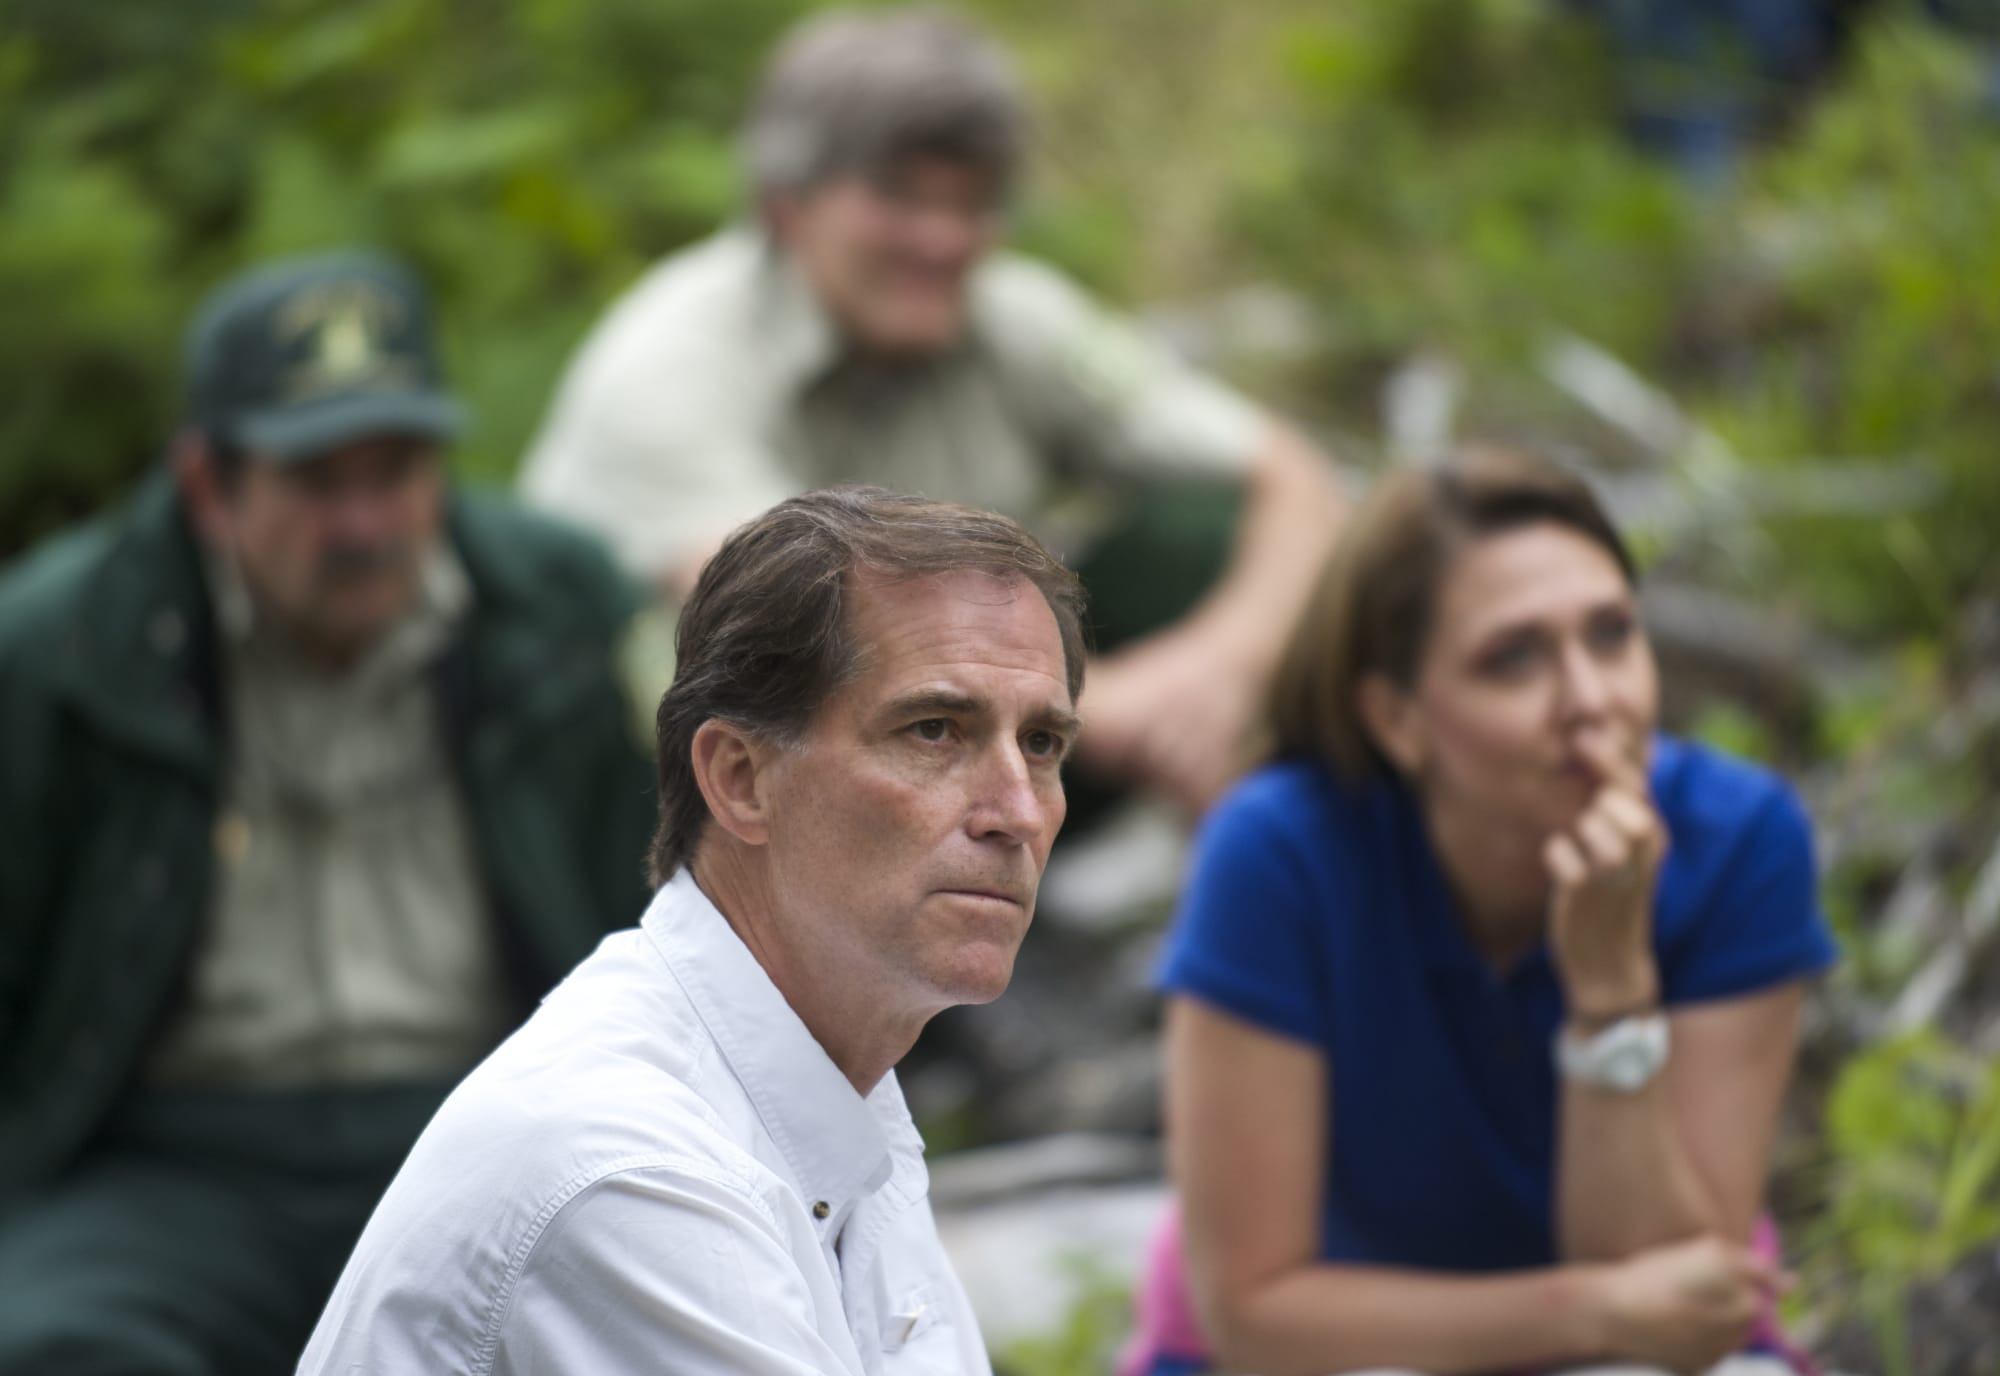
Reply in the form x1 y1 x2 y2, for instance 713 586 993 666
518 267 798 584
1158 781 1330 1046
493 1163 852 1376
1660 782 1840 1006
977 255 1267 484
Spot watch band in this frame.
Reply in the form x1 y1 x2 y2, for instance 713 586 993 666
1554 1011 1670 1092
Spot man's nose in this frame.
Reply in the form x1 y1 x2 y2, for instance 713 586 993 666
968 741 1057 846
909 203 987 263
322 484 399 545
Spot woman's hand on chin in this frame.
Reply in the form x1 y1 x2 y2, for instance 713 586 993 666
1545 725 1666 1022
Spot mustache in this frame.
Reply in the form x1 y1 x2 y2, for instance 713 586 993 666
317 540 418 582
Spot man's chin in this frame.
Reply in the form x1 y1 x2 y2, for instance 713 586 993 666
293 601 412 664
853 308 967 357
937 954 1019 1008
924 924 1027 1008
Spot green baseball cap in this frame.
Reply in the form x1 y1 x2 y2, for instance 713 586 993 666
183 250 465 461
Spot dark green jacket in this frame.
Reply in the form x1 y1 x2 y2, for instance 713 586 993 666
0 474 658 1201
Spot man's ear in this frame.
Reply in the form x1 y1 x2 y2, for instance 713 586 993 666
171 430 231 545
1357 672 1424 777
690 719 783 847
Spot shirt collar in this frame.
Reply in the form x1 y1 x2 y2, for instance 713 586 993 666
641 869 909 1222
742 225 845 393
1388 782 1573 985
742 223 986 399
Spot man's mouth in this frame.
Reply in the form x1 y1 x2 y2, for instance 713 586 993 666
939 887 1027 908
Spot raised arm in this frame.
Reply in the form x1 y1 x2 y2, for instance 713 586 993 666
1078 424 1343 812
1546 732 1816 1259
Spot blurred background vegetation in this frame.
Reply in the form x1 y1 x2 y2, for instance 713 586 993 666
5 0 1999 1370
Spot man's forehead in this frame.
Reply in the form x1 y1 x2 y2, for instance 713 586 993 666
847 565 1041 630
849 562 1019 603
842 567 1069 695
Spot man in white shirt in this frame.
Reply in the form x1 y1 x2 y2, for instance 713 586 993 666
300 486 1086 1374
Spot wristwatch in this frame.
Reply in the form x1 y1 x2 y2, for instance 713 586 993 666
1554 1012 1669 1092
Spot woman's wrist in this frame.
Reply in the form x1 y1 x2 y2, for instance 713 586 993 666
1561 966 1660 1029
1556 1261 1620 1363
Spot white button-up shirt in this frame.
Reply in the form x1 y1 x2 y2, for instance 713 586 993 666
298 871 992 1374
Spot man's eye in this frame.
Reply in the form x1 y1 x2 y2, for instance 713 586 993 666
1023 729 1063 759
911 719 950 743
1477 638 1542 680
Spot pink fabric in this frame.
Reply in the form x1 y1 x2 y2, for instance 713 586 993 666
1116 1205 1205 1376
1748 1214 1816 1376
1116 1203 1812 1376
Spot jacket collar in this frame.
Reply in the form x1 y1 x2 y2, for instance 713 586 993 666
47 470 221 780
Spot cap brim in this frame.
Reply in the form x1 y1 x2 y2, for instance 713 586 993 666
235 389 465 461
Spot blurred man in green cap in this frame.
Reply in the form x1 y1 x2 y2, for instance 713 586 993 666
0 250 657 1373
522 5 1345 822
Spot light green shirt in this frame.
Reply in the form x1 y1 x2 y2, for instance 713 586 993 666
520 228 1264 581
147 543 512 1089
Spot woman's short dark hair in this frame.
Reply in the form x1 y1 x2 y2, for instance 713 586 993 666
1267 447 1637 783
741 6 1027 201
648 485 1086 884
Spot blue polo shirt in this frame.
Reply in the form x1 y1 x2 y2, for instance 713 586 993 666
1157 735 1837 1272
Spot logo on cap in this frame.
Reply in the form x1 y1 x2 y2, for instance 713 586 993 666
274 282 419 401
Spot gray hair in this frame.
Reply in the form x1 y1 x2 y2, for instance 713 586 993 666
649 486 1087 884
741 6 1027 201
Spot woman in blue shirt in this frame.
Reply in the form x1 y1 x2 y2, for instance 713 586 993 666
1133 450 1836 1375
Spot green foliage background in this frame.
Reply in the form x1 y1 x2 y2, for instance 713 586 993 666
7 1 2000 1367
1 0 807 545
7 1 1999 635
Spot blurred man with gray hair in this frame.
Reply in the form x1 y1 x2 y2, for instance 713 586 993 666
522 5 1344 818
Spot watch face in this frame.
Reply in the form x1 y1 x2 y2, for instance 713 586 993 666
1559 1014 1669 1090
1604 1042 1652 1091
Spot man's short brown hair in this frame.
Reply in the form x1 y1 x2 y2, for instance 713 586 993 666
648 486 1086 884
741 6 1027 201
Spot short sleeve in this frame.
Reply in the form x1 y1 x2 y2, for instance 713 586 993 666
1158 780 1330 1046
976 256 1266 483
518 242 803 583
1660 783 1839 1006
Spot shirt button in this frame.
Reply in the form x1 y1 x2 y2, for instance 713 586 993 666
812 1200 831 1220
